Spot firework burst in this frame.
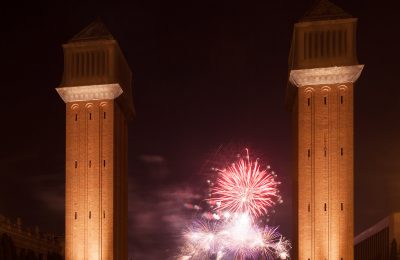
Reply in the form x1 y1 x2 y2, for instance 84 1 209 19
178 148 291 259
209 149 280 218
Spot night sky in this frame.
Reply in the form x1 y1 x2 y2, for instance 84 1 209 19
1 0 400 258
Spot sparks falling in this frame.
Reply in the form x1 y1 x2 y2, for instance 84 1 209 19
209 149 281 218
179 213 291 259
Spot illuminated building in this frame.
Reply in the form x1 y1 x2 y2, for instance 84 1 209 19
56 20 134 259
0 215 63 259
286 0 363 259
354 212 400 260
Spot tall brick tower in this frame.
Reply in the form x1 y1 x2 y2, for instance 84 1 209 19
56 20 134 260
286 1 363 259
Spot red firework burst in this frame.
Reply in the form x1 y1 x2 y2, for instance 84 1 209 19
209 149 280 218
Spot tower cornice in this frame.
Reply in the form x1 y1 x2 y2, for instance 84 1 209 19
56 83 123 103
289 65 364 87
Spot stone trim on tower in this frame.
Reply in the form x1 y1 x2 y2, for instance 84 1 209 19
289 65 364 87
56 84 123 103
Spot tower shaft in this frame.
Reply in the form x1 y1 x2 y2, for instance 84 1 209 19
296 82 354 259
65 100 128 259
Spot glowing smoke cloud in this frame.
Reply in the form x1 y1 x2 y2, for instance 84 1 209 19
178 149 291 259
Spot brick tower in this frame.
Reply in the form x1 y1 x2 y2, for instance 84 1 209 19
286 1 363 259
56 20 134 260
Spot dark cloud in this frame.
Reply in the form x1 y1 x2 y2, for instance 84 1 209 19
129 177 201 259
31 174 65 213
137 155 170 181
129 155 203 258
0 151 64 233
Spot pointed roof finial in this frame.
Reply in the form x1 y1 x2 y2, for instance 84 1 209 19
69 18 114 42
300 0 352 22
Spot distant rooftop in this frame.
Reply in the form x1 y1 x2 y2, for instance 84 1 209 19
300 0 352 22
69 18 114 43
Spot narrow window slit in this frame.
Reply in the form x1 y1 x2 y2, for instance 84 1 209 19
320 32 324 57
74 161 78 169
324 96 327 105
89 211 91 219
103 211 105 219
89 113 92 120
103 160 106 167
75 114 78 121
104 112 106 119
304 32 308 59
89 160 91 168
341 148 344 156
341 96 344 104
324 203 327 211
307 149 311 158
307 98 310 106
332 31 337 56
74 212 77 220
314 32 319 57
327 30 331 56
324 149 327 157
308 204 310 212
341 203 344 211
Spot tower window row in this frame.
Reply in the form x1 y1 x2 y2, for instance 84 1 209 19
73 160 107 168
73 112 108 122
73 211 106 220
305 96 346 106
303 29 348 60
306 148 345 156
306 203 345 212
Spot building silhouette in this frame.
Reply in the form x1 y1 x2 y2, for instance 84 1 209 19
286 0 363 259
355 212 400 260
0 215 63 260
56 19 134 259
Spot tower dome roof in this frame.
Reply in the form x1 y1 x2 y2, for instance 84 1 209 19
300 0 352 22
69 18 114 42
